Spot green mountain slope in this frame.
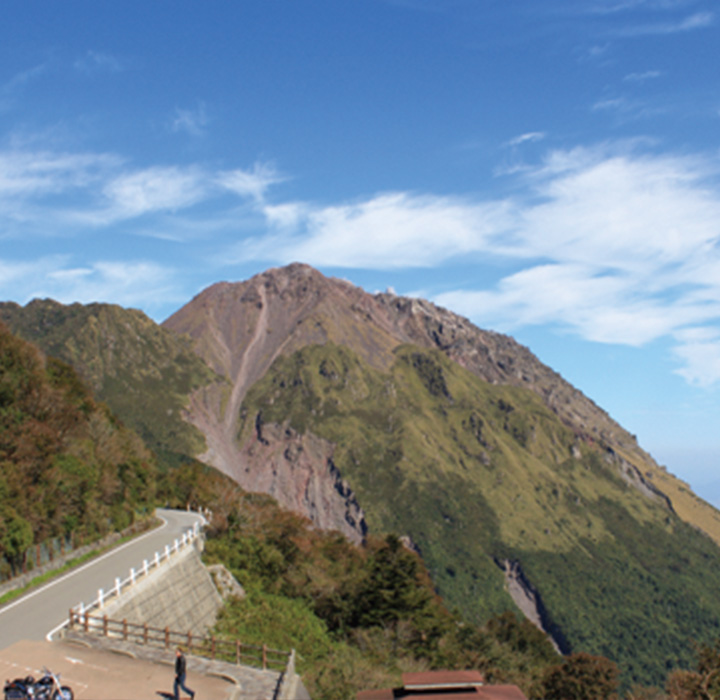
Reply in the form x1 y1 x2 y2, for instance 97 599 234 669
0 299 221 465
237 341 720 688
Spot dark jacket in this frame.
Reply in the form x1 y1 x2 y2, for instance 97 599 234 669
175 654 186 678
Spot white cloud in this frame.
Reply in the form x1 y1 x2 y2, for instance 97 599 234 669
0 148 284 234
516 149 720 270
217 162 285 203
238 192 515 269
1 255 180 318
101 166 208 218
0 150 120 199
623 70 662 81
171 103 208 137
506 132 546 147
263 202 308 230
224 142 720 384
74 51 123 74
673 334 720 386
2 64 47 95
617 11 713 36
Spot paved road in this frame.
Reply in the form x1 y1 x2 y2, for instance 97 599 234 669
0 509 204 650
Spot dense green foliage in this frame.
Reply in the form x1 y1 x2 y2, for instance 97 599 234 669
516 499 720 687
238 342 720 689
204 489 560 700
0 299 220 464
542 652 620 700
0 322 159 574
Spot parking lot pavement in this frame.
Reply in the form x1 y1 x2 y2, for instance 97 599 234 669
0 640 235 700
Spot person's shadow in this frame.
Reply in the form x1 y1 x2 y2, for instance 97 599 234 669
156 692 175 699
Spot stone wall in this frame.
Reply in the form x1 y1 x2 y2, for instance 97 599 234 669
98 541 222 636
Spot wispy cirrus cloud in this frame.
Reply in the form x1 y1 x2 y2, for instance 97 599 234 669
506 132 546 147
100 166 209 219
0 149 278 230
623 69 662 81
171 103 209 137
2 256 182 315
0 64 48 113
217 162 286 204
615 10 713 36
0 150 120 198
74 50 124 74
589 0 701 14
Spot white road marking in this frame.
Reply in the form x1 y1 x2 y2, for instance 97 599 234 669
0 516 169 620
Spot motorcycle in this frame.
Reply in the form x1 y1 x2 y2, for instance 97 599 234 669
3 668 73 700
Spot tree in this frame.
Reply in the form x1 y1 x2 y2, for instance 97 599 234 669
0 506 33 575
542 652 619 700
666 640 720 700
355 534 434 629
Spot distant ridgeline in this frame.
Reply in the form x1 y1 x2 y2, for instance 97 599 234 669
4 263 720 690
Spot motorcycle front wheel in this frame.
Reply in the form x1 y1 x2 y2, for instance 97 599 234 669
52 687 73 700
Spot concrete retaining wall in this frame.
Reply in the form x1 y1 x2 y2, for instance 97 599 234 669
99 542 223 636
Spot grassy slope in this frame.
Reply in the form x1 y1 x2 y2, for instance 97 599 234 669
238 342 720 688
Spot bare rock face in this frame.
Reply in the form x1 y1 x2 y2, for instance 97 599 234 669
498 558 567 654
234 418 367 543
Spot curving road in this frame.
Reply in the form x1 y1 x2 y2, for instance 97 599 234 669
0 509 204 650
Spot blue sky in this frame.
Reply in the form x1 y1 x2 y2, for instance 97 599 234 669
2 1 720 504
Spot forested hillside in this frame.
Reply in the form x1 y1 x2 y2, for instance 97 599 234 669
0 299 221 466
0 321 159 575
237 340 720 689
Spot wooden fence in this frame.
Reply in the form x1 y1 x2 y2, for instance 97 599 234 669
67 610 292 672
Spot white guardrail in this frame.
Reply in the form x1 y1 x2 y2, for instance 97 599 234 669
47 517 203 641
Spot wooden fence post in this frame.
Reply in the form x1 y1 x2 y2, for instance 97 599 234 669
123 619 128 641
165 627 170 649
262 644 267 670
103 615 108 636
187 631 192 653
83 613 89 633
144 622 148 645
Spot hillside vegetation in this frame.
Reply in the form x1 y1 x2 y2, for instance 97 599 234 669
0 299 220 466
0 322 159 574
202 485 562 700
237 341 720 688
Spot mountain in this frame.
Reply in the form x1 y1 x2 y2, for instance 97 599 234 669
0 299 221 466
4 263 720 688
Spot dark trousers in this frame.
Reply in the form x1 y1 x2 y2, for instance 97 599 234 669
174 673 194 700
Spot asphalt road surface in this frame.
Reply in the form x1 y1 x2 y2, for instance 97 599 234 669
0 509 205 650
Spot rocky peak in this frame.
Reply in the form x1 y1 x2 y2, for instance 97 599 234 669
165 264 653 481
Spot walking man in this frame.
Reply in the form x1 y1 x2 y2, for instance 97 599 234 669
174 647 195 700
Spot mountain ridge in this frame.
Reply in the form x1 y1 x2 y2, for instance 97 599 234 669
163 263 694 532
